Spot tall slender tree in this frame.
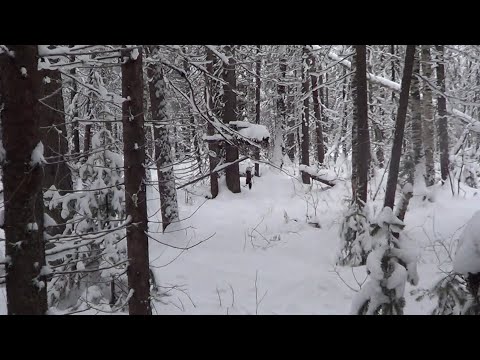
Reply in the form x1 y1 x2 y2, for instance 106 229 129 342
310 51 325 164
435 45 449 182
205 49 219 198
300 46 311 185
352 45 370 206
121 47 151 315
147 55 179 232
421 45 436 186
222 45 241 193
254 45 262 176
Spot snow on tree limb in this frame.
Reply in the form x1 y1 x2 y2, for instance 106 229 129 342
322 46 480 133
204 45 230 64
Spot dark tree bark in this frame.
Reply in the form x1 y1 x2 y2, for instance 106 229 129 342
0 45 48 314
352 45 370 206
69 64 80 155
254 45 261 176
272 46 286 169
384 45 416 210
147 61 179 232
121 47 151 315
310 51 325 164
38 69 73 235
205 49 219 198
222 46 241 193
84 124 92 154
435 45 449 182
300 47 311 185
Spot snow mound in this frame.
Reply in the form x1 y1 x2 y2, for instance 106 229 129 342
453 210 480 276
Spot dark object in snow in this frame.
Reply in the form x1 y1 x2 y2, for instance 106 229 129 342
246 168 252 189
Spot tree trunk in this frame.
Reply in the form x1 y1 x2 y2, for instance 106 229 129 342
183 59 202 174
435 45 449 182
384 45 416 210
121 47 151 315
38 69 73 235
84 124 92 154
147 62 179 232
254 45 262 176
222 46 241 193
0 45 48 315
69 64 80 155
272 46 286 169
300 47 311 185
421 45 436 186
205 49 219 198
411 49 424 172
352 45 370 206
286 48 296 163
310 51 325 164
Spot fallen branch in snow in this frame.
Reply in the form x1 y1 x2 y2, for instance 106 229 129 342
254 270 268 315
216 286 223 308
299 165 338 187
146 232 216 251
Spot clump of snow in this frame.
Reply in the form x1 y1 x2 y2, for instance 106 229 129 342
20 67 27 77
453 210 480 276
44 213 57 227
229 121 270 142
30 142 46 167
27 223 39 231
366 247 386 281
130 48 139 60
386 262 408 298
374 207 404 231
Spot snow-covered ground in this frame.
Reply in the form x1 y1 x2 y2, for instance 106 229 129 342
147 164 480 315
1 163 480 314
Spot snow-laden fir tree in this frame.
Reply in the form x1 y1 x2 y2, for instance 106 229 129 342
44 129 128 311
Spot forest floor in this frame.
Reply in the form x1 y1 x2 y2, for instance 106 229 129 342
147 162 480 315
1 162 479 314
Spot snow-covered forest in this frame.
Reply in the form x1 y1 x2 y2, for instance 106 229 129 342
0 44 479 315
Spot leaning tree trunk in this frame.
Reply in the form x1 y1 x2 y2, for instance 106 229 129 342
310 51 325 164
147 62 180 232
121 47 151 315
435 45 449 182
222 45 241 193
352 45 370 206
384 45 416 210
38 68 73 235
300 46 311 185
205 49 219 198
0 45 48 315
